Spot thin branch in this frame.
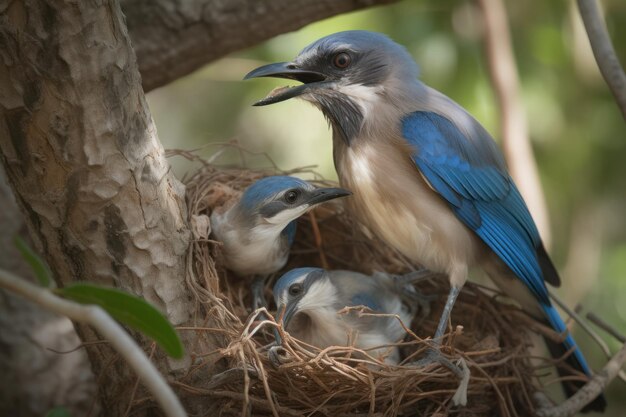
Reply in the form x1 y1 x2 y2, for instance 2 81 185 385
577 0 626 119
477 0 552 247
0 269 187 417
587 312 626 343
536 341 626 417
550 291 626 383
550 291 612 354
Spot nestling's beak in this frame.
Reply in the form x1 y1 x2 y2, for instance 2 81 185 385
244 62 329 106
274 301 299 345
281 301 299 332
306 187 351 206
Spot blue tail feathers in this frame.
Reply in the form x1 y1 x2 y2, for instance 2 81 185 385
542 304 606 412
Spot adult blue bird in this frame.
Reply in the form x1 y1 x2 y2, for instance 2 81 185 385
245 31 606 411
273 267 432 364
210 176 350 308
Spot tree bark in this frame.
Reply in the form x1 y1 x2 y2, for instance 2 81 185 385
0 166 97 417
121 0 398 92
0 0 197 415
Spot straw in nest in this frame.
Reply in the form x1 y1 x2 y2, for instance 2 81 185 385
171 148 569 417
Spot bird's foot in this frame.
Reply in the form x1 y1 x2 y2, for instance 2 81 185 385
407 348 470 406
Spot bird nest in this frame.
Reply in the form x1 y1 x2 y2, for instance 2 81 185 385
172 148 562 417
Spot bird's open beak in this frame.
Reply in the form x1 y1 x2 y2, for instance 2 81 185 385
306 187 352 206
244 62 329 106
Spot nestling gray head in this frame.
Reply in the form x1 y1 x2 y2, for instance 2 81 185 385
244 31 419 142
209 177 350 277
273 267 330 333
235 176 350 231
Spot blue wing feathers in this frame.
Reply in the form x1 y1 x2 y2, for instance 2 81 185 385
402 111 549 304
399 84 605 410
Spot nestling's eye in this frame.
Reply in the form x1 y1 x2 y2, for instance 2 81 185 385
284 189 299 204
288 283 303 297
333 52 351 69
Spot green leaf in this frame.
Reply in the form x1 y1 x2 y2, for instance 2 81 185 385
45 407 71 417
13 235 52 287
57 283 184 359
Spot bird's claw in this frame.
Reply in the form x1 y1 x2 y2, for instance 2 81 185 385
451 357 470 406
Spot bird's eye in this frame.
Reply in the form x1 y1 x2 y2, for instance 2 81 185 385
288 283 303 297
284 189 299 204
333 52 351 69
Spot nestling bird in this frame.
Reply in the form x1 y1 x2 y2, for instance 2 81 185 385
245 31 606 411
273 267 431 364
210 176 350 308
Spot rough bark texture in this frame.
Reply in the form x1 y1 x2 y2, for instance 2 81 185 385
0 0 195 415
0 167 97 417
122 0 398 92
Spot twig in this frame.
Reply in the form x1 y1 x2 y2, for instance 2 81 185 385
550 290 626 383
477 0 552 247
587 311 626 343
308 210 329 269
0 269 187 417
577 0 626 119
536 341 626 417
88 354 120 417
46 340 109 354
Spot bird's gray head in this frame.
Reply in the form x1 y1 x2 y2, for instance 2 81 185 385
236 176 350 236
245 31 419 143
273 267 336 334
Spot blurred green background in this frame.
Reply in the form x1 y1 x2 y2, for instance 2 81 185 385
147 0 625 414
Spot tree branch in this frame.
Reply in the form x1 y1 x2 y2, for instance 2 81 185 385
477 0 552 248
121 0 398 92
0 269 186 417
537 341 626 417
577 0 626 119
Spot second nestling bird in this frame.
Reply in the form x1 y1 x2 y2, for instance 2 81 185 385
210 176 351 309
272 267 435 365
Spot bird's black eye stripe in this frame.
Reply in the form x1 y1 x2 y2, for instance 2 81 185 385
333 52 351 69
284 189 300 204
288 283 303 296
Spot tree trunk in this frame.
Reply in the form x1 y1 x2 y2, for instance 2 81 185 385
0 166 97 416
121 0 398 92
0 1 199 415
